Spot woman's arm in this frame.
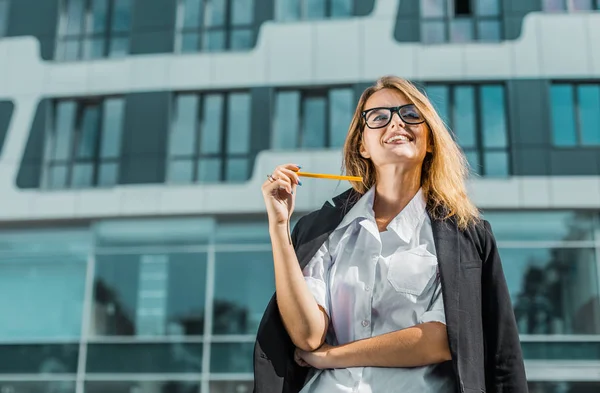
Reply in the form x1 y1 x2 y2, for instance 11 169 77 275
297 321 451 369
481 221 528 393
271 220 329 352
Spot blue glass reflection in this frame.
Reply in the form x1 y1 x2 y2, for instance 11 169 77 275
273 91 301 149
302 96 327 148
453 86 477 147
499 247 599 334
480 85 507 148
577 85 600 145
550 84 577 146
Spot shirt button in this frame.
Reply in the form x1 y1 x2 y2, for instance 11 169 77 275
362 320 370 327
364 285 370 291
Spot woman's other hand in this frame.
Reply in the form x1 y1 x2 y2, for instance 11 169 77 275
261 163 301 226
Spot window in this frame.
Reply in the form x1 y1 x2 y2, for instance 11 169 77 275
425 83 510 176
167 91 252 183
550 83 600 146
275 0 354 20
43 97 125 189
55 0 132 61
272 87 354 150
177 0 255 52
420 0 502 43
0 0 9 38
542 0 600 12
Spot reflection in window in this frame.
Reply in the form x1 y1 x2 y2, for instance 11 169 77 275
167 91 252 183
85 381 200 393
55 0 132 61
272 87 354 149
551 83 600 146
0 229 89 341
425 83 510 176
500 247 600 335
92 253 207 336
529 381 600 393
0 381 76 393
0 0 9 38
0 344 80 374
177 0 255 53
420 0 502 43
86 343 203 373
542 0 600 11
210 381 254 393
43 97 124 189
275 0 354 21
213 252 274 334
210 342 254 373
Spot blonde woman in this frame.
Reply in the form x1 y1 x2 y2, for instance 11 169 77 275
254 76 527 393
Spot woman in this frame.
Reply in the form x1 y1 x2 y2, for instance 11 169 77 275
254 76 527 393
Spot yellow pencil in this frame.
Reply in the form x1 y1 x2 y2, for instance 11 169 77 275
296 171 363 182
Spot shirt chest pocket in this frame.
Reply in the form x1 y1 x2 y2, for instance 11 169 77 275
387 247 438 297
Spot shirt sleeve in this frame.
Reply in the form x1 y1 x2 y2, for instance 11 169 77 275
419 275 446 325
302 240 332 317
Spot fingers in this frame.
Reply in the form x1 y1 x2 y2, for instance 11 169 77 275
294 348 311 368
262 164 302 195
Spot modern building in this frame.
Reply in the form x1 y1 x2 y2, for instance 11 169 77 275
0 0 599 392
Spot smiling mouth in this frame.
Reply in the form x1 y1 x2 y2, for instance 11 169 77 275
385 134 412 144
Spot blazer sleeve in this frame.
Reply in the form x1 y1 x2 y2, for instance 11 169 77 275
481 220 529 393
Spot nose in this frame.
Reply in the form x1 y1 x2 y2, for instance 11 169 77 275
390 110 406 128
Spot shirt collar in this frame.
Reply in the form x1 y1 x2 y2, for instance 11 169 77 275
335 187 427 243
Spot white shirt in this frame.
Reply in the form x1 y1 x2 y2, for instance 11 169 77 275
300 187 456 393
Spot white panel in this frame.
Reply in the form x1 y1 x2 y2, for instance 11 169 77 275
44 63 90 95
211 51 267 87
4 38 44 96
549 177 600 207
414 45 466 80
511 13 542 77
363 19 416 80
167 56 212 89
538 15 591 77
159 186 206 214
0 191 35 219
468 178 521 208
464 44 513 79
30 192 79 218
314 19 363 82
87 60 132 94
119 187 162 215
76 189 122 217
588 14 600 75
519 177 552 208
129 57 170 91
199 184 264 213
263 22 314 84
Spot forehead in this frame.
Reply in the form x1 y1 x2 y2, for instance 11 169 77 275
364 88 411 109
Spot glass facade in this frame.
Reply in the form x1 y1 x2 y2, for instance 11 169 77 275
176 0 255 53
0 212 597 390
425 83 510 176
0 0 9 38
542 0 600 12
55 0 132 61
42 97 125 189
551 83 600 146
272 87 354 150
420 0 502 44
275 0 354 21
167 91 252 183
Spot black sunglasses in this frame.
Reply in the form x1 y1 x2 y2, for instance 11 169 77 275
361 104 425 129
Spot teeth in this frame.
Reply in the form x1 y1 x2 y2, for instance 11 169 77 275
386 135 409 143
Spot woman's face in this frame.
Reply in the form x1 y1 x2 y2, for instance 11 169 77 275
359 88 431 170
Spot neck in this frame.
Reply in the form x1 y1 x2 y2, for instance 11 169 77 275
373 165 421 222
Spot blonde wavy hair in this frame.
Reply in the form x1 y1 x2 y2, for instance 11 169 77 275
342 75 480 230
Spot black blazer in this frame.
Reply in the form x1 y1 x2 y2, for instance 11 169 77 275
253 188 528 393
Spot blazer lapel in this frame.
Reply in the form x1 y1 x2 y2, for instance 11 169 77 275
430 215 461 361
